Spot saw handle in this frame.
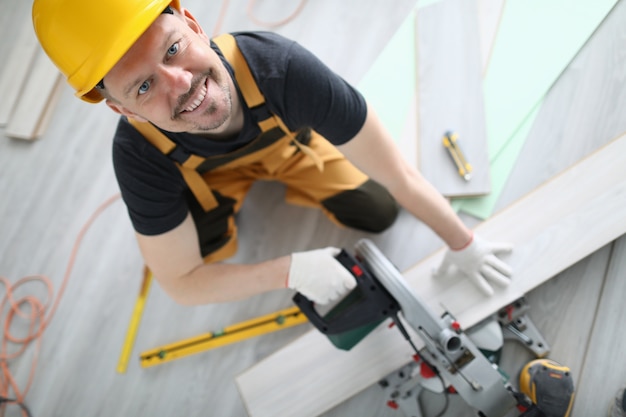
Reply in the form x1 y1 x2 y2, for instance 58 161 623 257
293 249 400 335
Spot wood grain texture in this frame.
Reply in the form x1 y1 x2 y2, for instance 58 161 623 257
236 133 626 417
415 0 491 197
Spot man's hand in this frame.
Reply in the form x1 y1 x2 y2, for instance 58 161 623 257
287 247 356 304
433 233 513 296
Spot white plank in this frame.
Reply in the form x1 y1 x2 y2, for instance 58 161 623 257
0 18 38 126
415 0 491 197
236 133 626 417
570 235 626 417
5 49 62 140
32 75 65 139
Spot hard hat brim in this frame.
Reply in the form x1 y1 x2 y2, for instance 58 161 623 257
76 0 181 103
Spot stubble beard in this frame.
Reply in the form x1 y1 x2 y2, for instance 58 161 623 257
173 69 233 133
196 80 232 132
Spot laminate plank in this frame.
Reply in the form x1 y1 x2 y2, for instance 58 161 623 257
570 236 626 416
236 134 626 417
32 79 65 139
415 0 491 197
497 244 612 392
0 17 38 126
5 49 62 140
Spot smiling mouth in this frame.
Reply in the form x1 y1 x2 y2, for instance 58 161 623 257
181 78 208 114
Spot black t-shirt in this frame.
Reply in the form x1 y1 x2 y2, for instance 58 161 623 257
112 31 367 236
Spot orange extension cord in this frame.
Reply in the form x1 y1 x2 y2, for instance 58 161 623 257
0 2 307 416
0 194 122 417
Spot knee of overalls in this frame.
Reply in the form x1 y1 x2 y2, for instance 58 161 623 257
321 179 399 233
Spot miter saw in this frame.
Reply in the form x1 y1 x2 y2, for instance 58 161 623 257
293 239 574 417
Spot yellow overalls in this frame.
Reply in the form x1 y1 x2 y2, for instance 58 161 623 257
129 34 398 263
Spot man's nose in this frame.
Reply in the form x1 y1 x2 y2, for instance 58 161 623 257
158 64 192 96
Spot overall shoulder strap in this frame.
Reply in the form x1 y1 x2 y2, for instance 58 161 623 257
128 118 176 154
212 34 323 170
128 118 218 212
212 34 287 134
212 33 265 110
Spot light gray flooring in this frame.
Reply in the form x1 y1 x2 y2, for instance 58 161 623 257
1 0 625 416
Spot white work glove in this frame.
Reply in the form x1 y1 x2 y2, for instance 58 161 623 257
433 233 513 296
287 247 357 304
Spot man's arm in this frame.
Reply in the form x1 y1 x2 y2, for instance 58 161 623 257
339 103 513 296
136 213 357 305
136 212 290 305
338 103 473 249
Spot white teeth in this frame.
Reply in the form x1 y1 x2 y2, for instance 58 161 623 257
184 82 207 112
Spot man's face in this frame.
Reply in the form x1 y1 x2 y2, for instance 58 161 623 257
103 10 235 134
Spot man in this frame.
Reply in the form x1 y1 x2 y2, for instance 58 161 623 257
32 0 512 306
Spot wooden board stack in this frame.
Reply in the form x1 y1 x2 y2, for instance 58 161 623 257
0 19 62 141
235 132 626 417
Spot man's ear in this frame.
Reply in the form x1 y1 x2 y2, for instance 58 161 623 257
106 99 148 123
181 7 208 40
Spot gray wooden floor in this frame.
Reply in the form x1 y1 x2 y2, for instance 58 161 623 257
1 0 625 416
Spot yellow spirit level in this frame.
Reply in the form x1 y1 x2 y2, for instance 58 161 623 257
139 306 308 368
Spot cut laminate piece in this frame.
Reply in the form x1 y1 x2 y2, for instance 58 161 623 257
236 133 626 417
415 0 491 197
6 49 63 140
0 19 39 126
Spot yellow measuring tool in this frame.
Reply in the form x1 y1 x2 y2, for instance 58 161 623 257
117 266 153 373
139 305 308 368
442 131 473 181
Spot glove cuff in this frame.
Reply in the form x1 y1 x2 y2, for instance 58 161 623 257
451 231 474 251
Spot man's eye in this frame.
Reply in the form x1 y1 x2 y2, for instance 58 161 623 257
167 42 179 56
138 80 151 95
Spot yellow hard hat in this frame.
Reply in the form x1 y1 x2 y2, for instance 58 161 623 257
32 0 181 103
